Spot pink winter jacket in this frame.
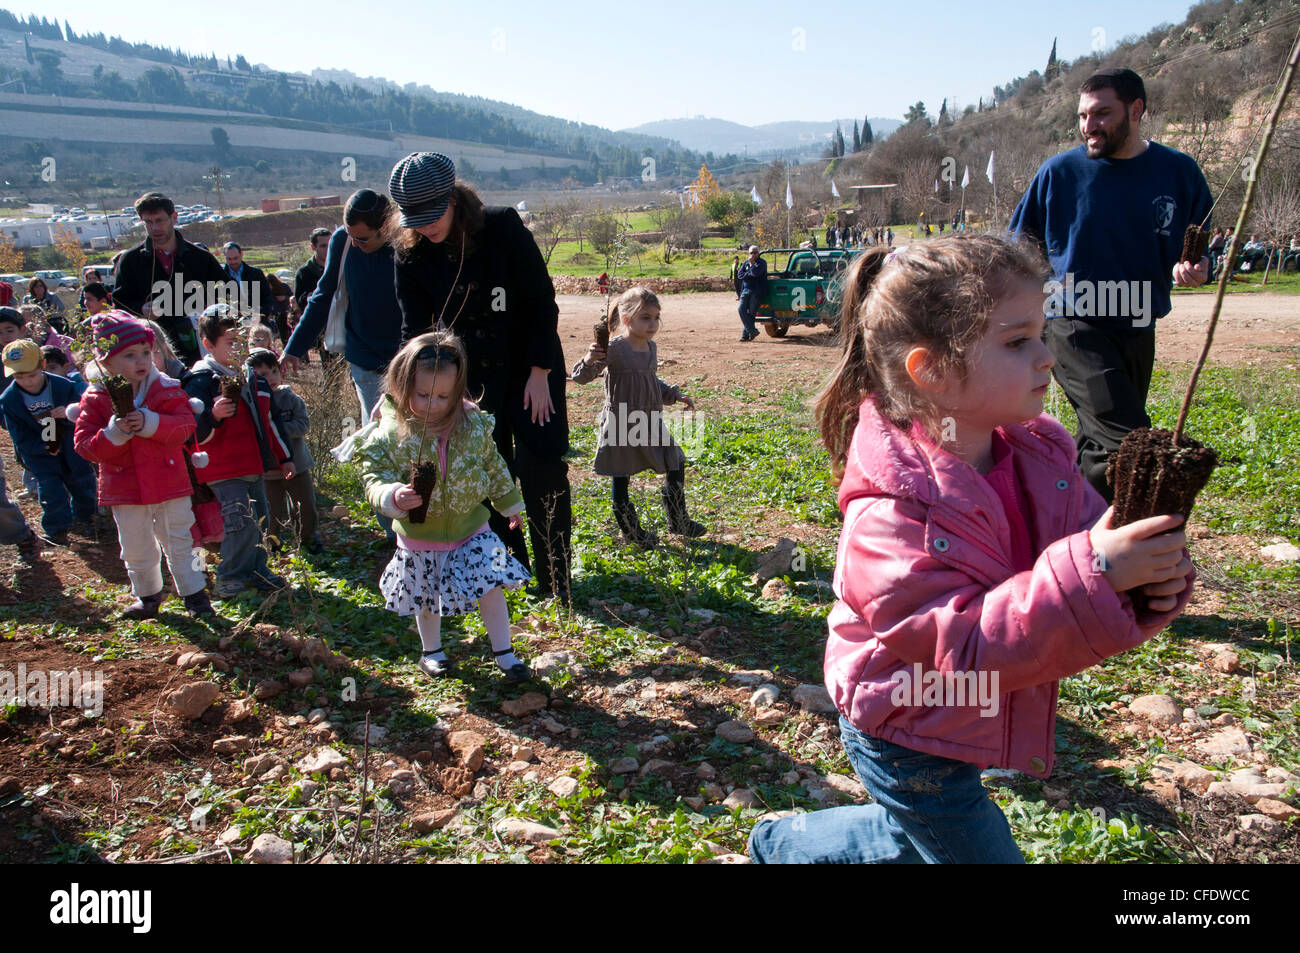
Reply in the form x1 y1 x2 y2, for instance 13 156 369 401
824 399 1195 778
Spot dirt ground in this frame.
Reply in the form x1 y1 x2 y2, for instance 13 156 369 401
555 290 1300 415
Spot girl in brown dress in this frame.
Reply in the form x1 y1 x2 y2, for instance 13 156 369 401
571 287 706 547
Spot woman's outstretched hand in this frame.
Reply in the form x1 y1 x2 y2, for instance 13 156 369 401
524 366 554 425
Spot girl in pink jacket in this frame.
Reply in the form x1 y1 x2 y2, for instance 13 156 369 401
72 313 214 619
749 235 1195 864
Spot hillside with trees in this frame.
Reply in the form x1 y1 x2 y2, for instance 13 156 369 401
0 8 739 188
820 0 1300 233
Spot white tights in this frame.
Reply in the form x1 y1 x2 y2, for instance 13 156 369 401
415 587 517 668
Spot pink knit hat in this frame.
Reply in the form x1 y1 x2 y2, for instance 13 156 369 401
91 310 154 360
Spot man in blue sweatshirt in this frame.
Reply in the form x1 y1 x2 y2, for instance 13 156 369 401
1010 68 1212 500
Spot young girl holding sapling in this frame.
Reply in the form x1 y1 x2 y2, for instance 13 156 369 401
356 330 533 682
247 322 278 356
71 312 214 617
571 286 704 547
748 234 1195 864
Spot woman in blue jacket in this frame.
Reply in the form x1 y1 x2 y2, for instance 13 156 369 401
281 190 404 424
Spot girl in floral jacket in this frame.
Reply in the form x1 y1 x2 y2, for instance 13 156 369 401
357 331 532 682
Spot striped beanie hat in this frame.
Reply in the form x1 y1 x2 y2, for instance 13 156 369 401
388 152 456 228
91 310 154 360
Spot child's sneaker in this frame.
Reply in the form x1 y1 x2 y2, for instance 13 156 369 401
122 591 166 619
214 578 247 599
183 590 215 617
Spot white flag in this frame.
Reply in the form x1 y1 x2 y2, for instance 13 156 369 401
751 186 762 205
830 179 840 199
785 181 793 209
679 191 685 209
961 165 970 189
985 151 995 184
933 179 939 193
516 200 527 212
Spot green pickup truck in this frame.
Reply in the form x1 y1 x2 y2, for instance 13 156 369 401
754 248 851 337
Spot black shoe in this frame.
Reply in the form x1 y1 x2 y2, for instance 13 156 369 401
662 484 707 538
494 648 531 683
613 501 657 548
253 572 287 591
122 590 166 619
183 590 215 617
417 652 452 678
503 663 531 683
16 532 41 561
47 530 69 546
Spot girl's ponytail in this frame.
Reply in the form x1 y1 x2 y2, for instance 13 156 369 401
815 247 890 479
607 304 620 335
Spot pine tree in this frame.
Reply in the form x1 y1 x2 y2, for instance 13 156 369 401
1045 37 1059 82
852 120 861 153
834 124 846 157
938 98 950 126
64 20 74 42
862 118 873 148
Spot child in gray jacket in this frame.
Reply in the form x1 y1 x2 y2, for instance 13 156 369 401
248 349 320 551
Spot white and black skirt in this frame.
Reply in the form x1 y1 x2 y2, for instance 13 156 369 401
379 529 531 617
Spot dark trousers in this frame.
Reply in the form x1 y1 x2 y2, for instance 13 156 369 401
264 471 319 545
738 292 760 335
1046 317 1156 502
487 417 572 601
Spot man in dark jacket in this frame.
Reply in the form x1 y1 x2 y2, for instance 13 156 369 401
112 192 231 365
293 227 333 364
736 245 767 342
222 242 272 324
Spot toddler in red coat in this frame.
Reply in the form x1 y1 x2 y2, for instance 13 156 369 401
71 312 214 618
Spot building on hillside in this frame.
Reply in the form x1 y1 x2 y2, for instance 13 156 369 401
260 194 343 213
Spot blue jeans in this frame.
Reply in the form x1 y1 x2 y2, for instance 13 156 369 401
349 362 385 425
35 460 98 537
349 361 394 538
210 476 272 586
738 292 760 336
748 716 1024 864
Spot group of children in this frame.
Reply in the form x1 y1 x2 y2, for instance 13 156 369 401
4 232 1202 862
2 304 324 619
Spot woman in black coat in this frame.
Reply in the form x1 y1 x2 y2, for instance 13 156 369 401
389 153 571 602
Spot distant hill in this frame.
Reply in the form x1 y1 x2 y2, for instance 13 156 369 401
621 116 902 157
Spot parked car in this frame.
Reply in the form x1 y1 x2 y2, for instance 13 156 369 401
753 247 853 336
32 269 79 289
0 273 28 295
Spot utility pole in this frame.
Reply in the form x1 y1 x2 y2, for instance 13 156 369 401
208 166 226 217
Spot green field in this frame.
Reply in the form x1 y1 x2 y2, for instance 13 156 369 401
5 362 1296 863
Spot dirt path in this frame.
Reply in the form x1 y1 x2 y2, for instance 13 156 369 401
556 290 1299 415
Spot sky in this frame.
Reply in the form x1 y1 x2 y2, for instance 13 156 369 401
42 0 1198 131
